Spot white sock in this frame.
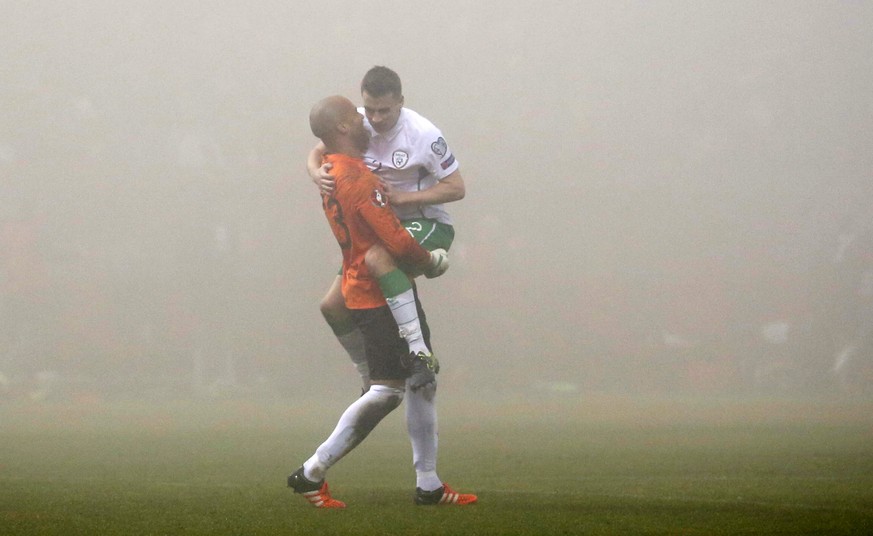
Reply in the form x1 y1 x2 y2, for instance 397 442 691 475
405 381 441 491
303 384 404 482
386 288 429 355
336 328 369 387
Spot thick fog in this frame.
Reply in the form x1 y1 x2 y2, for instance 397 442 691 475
2 1 872 401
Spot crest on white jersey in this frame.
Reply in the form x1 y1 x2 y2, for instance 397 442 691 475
431 137 447 157
392 150 409 168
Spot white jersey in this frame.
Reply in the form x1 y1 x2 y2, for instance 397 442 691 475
359 107 459 225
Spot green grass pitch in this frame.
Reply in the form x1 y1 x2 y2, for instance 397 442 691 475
2 393 872 535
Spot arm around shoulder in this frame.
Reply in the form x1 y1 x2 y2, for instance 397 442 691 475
307 141 335 191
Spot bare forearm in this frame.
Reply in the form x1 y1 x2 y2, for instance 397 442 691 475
307 141 337 192
391 172 465 208
307 142 327 182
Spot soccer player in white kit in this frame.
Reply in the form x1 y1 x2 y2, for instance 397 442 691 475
307 66 465 390
305 66 470 504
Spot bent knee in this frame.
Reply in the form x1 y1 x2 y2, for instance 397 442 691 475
320 295 356 337
369 384 405 409
364 245 396 277
320 290 348 319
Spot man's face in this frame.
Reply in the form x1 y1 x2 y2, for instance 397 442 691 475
348 109 370 153
361 91 403 134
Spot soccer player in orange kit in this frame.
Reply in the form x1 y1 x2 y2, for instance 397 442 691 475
287 95 476 508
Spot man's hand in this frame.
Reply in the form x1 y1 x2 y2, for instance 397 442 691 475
312 162 335 194
379 179 414 208
424 248 449 279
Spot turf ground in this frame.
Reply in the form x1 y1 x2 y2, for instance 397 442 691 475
2 393 872 535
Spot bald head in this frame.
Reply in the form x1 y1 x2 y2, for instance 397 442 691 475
309 95 369 155
310 95 356 141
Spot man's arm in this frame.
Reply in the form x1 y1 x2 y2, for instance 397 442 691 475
381 170 465 209
307 141 336 192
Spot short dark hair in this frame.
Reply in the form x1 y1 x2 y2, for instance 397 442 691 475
361 66 402 98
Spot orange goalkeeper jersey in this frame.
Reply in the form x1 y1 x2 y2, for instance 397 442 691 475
321 153 431 309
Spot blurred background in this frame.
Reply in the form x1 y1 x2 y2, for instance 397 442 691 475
2 0 872 402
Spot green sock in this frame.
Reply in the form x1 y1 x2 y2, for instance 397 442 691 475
377 269 428 354
377 269 412 298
